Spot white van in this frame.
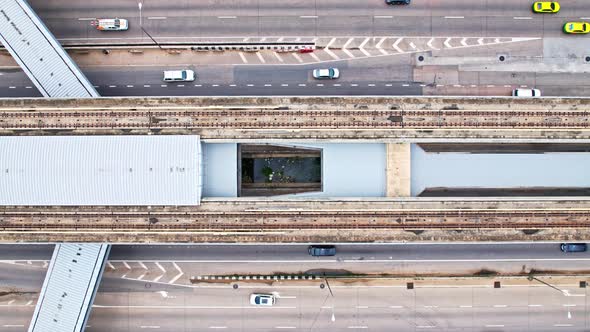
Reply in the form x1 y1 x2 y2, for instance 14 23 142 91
512 88 541 97
163 70 195 82
96 18 129 31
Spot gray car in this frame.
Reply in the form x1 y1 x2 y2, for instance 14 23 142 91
308 245 336 256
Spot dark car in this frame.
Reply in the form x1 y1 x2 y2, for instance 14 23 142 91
560 243 587 253
386 0 411 4
308 245 336 256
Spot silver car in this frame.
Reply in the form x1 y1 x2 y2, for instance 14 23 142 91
250 293 275 306
312 68 340 79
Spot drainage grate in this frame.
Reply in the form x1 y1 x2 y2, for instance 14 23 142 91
494 281 501 288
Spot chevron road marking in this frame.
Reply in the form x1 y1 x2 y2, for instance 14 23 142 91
461 38 469 47
323 47 340 60
343 48 355 58
342 38 354 49
169 262 184 284
273 52 284 62
292 53 303 63
427 38 439 50
478 38 484 45
409 41 416 50
444 38 453 48
359 37 372 56
256 52 266 63
393 38 404 53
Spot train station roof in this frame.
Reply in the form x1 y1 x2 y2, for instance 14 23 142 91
0 135 202 206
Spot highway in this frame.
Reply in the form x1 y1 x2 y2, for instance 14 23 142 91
1 243 590 331
0 0 589 97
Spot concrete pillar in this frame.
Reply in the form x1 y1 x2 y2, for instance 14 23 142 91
386 143 411 197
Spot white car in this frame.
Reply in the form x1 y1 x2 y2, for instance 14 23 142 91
163 70 196 82
512 88 541 97
312 68 340 79
96 18 129 31
250 293 275 306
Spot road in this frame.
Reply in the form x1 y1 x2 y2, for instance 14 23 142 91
1 243 590 331
0 0 589 97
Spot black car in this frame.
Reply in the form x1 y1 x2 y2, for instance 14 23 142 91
560 243 587 253
386 0 411 4
308 245 336 256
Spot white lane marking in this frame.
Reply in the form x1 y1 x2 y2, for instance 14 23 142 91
494 38 500 43
143 85 151 88
107 261 115 270
514 17 532 20
359 37 371 52
554 324 573 327
493 305 507 308
486 325 504 328
460 38 468 47
140 326 160 329
275 327 296 329
281 84 289 87
342 38 354 49
416 326 436 329
209 327 227 329
368 84 376 87
347 327 368 329
389 306 403 309
25 86 32 89
487 84 495 87
333 83 341 87
256 52 266 64
323 48 340 60
7 300 14 305
273 52 284 63
194 84 202 87
123 261 131 269
292 53 303 63
212 84 219 87
393 38 404 53
300 16 318 18
247 84 254 87
459 305 472 308
126 85 134 88
444 38 453 48
444 16 464 19
477 38 484 45
264 84 272 87
581 17 590 19
528 304 543 307
147 17 167 20
155 262 166 273
217 16 236 19
453 84 462 87
239 52 248 64
169 262 184 284
343 48 355 58
161 84 167 87
139 262 148 270
153 275 164 283
26 300 33 306
563 304 577 307
326 38 337 48
109 85 117 88
409 42 416 50
316 84 324 87
78 18 96 21
298 83 306 87
427 37 439 50
356 306 369 309
376 37 389 55
277 37 284 42
229 84 237 87
260 37 267 42
2 325 25 328
95 305 297 309
374 15 392 19
309 52 321 62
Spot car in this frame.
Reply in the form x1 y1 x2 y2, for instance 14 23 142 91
512 88 541 97
312 68 340 79
298 47 314 53
308 245 337 256
560 243 587 253
163 70 195 82
532 2 560 13
96 18 129 31
385 0 411 4
250 293 275 306
563 22 590 34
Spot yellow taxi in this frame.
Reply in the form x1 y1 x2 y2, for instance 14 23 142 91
532 2 560 13
563 22 590 34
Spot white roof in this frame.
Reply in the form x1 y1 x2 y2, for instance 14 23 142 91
0 135 201 206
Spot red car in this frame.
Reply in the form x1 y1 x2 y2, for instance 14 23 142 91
298 47 314 53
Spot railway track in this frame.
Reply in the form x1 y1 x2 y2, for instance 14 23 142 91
0 109 589 130
1 209 589 231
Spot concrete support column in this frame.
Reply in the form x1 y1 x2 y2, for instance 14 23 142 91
386 143 411 197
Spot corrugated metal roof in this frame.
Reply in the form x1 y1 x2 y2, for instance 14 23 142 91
0 135 201 206
0 0 98 97
29 244 110 332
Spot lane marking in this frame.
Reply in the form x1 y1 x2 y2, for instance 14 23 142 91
298 83 306 87
460 38 468 47
389 306 403 309
292 53 303 63
126 85 134 88
514 17 532 20
385 83 393 87
356 305 368 309
444 38 453 48
273 52 284 63
309 52 321 62
493 305 507 308
316 84 324 87
256 52 266 64
209 327 227 329
459 305 472 308
2 325 25 328
374 15 392 19
348 327 368 329
444 16 464 19
300 16 317 18
123 262 131 269
108 258 590 263
247 84 254 87
368 83 376 87
409 41 416 50
229 84 237 87
264 84 272 87
140 326 160 329
563 304 576 307
281 84 289 87
147 17 167 20
212 84 219 87
25 86 32 89
325 38 337 48
155 262 166 273
323 48 340 60
107 261 115 270
477 38 484 45
359 38 372 56
485 325 504 328
554 324 573 327
239 52 248 64
275 327 296 329
217 16 236 19
528 304 543 307
95 305 297 309
160 84 167 87
169 262 184 284
343 48 356 58
108 85 117 88
393 38 404 53
139 261 147 270
143 85 151 88
333 83 341 87
427 37 439 50
194 84 202 87
78 18 96 21
416 326 436 329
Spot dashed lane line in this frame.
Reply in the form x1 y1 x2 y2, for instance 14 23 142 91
444 16 464 19
264 84 272 87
